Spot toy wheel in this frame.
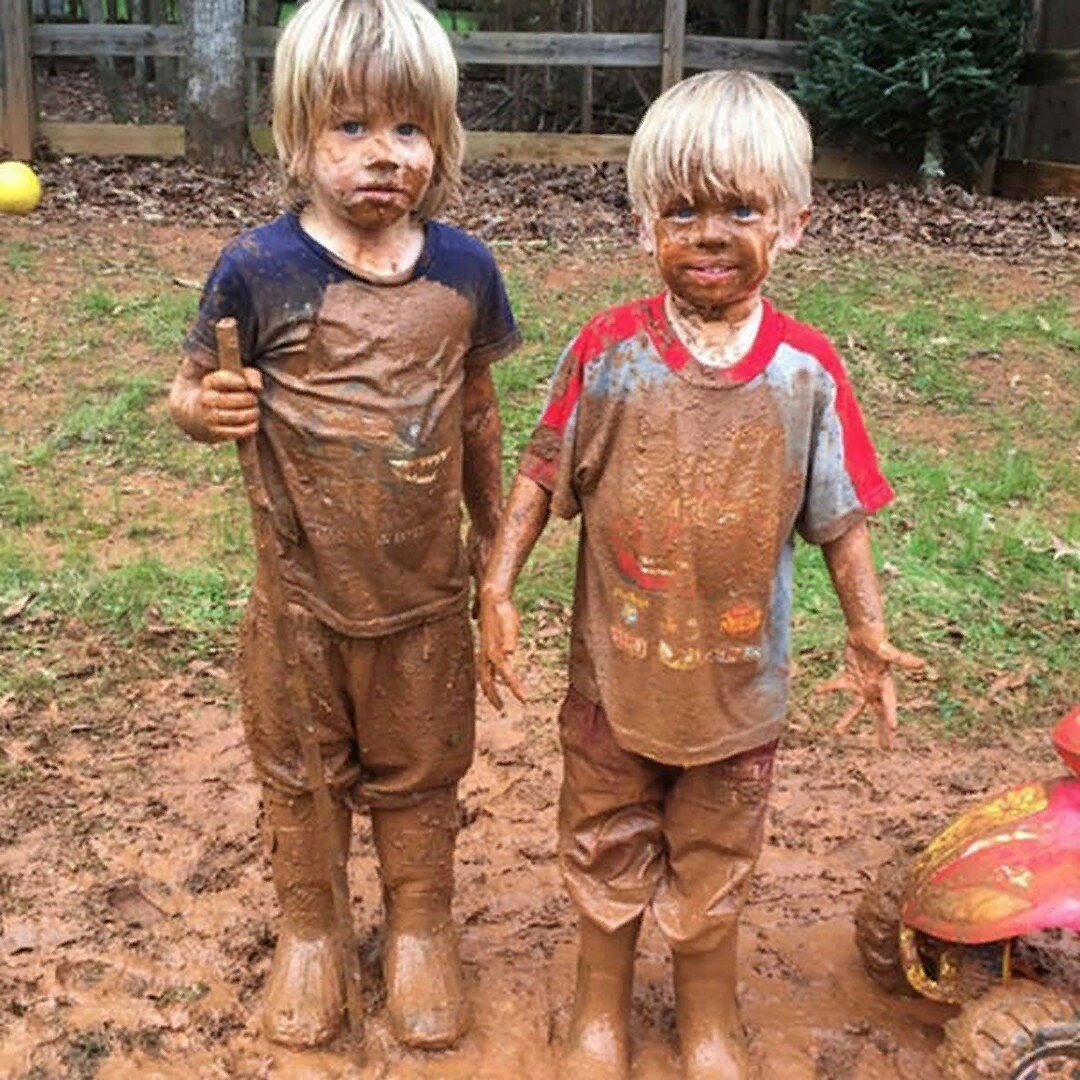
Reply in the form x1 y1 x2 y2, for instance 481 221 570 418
939 980 1078 1079
1011 1021 1080 1079
854 846 918 995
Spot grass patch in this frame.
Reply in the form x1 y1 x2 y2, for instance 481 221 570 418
1 239 1075 734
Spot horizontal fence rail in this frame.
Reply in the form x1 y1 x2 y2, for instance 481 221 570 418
25 24 1077 84
28 25 804 72
4 13 1078 194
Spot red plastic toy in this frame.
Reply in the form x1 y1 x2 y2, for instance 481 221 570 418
855 707 1080 1079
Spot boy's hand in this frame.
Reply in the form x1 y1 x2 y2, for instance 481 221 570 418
814 629 926 750
478 587 527 711
198 367 263 441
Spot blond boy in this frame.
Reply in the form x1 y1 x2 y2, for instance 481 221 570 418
479 72 922 1078
170 0 519 1050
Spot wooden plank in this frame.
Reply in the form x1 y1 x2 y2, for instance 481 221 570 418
464 131 632 165
39 120 185 156
996 158 1080 197
451 32 661 67
661 0 687 90
684 35 802 73
3 0 37 160
22 23 1064 86
32 23 186 57
813 147 913 184
35 123 919 184
1020 49 1080 86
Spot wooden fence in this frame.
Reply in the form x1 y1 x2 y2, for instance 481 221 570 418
3 2 1079 195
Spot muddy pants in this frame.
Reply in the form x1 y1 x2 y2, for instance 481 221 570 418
238 589 475 809
558 687 776 954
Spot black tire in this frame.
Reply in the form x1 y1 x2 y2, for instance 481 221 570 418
940 981 1078 1079
853 847 917 995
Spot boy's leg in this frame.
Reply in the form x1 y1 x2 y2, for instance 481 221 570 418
260 790 352 1047
238 588 365 1047
654 742 777 1080
370 787 467 1049
562 915 642 1080
557 689 667 1080
352 608 475 1049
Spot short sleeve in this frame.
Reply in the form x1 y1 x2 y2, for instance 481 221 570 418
518 332 588 520
464 255 521 371
796 344 894 545
181 249 258 376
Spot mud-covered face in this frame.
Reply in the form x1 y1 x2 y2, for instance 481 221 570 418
309 98 435 232
647 189 798 319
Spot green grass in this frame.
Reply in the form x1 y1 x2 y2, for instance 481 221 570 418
0 240 1075 735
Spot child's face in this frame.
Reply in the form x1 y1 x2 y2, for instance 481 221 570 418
645 188 806 319
309 97 435 232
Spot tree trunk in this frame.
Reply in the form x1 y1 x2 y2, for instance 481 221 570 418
919 128 944 194
186 0 247 168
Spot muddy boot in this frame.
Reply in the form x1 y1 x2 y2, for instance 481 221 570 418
673 931 750 1080
261 790 353 1048
560 915 641 1080
371 789 468 1049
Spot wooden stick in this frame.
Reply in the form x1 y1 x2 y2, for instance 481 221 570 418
214 318 365 1044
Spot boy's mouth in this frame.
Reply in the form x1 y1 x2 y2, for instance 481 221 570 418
684 263 739 283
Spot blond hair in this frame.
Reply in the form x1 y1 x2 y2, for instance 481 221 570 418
272 0 464 218
627 70 812 223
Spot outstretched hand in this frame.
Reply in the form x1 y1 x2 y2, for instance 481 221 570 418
477 590 527 711
815 633 926 750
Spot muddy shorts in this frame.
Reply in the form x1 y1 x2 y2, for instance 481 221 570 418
238 589 475 809
558 687 776 954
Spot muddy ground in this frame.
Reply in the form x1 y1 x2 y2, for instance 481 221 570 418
0 200 1077 1078
0 634 1070 1079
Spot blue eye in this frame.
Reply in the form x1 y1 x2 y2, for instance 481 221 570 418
341 119 365 136
669 206 696 221
732 206 757 220
396 122 421 137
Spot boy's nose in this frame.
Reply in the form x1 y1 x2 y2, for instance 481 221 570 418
363 132 398 169
697 214 731 246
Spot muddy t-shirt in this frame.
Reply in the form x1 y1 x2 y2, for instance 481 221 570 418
520 296 893 766
184 213 520 637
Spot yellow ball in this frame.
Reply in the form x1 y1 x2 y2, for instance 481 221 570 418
0 162 42 215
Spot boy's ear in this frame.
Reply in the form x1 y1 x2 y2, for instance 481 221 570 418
636 214 655 256
777 207 811 252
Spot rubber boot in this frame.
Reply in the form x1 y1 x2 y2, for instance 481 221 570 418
371 788 469 1049
560 915 641 1080
261 789 353 1048
673 929 750 1080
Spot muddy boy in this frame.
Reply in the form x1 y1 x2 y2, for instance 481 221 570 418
169 0 518 1051
479 71 923 1079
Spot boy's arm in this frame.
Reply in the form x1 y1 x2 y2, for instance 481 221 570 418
478 473 552 709
462 367 504 599
819 519 925 749
169 354 262 443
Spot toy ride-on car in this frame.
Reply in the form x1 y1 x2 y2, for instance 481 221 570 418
854 707 1080 1079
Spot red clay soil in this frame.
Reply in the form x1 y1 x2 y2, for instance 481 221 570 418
0 647 1069 1079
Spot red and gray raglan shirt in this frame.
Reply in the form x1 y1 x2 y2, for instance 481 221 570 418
520 295 893 766
184 213 520 637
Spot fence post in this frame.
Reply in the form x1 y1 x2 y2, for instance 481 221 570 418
2 0 36 160
580 0 593 133
661 0 686 91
